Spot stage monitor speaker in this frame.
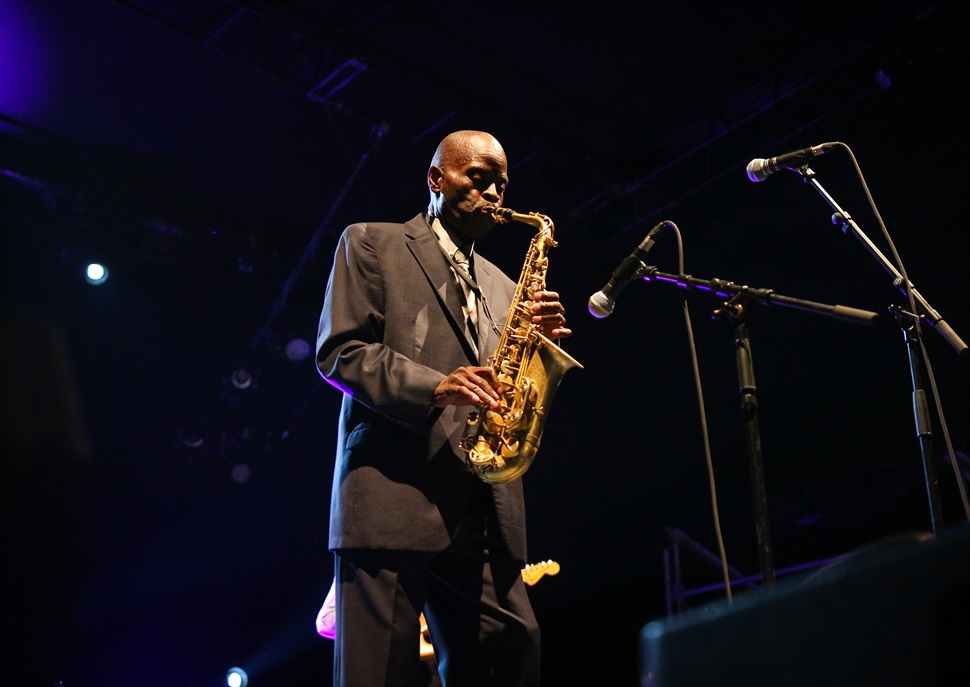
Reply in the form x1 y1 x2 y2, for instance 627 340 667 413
640 525 969 686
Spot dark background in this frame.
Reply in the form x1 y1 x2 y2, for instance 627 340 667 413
2 1 968 685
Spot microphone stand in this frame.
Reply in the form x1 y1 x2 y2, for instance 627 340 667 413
636 265 881 587
893 304 945 533
794 165 968 357
793 165 965 533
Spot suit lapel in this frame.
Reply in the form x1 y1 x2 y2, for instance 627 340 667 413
405 215 480 363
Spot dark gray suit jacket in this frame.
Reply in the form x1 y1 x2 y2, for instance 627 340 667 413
316 213 527 561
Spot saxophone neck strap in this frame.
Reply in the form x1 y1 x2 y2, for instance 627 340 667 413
426 214 501 337
426 215 477 285
440 239 481 296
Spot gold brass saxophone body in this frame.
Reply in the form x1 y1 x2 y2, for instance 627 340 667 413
458 207 583 483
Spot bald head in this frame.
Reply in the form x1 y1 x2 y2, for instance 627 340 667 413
430 130 506 168
427 130 509 240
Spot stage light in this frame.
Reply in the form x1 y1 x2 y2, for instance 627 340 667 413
284 337 311 362
84 262 109 285
226 667 248 687
229 368 253 390
178 426 206 449
230 463 251 484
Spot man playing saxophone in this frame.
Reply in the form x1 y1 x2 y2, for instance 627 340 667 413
316 130 572 687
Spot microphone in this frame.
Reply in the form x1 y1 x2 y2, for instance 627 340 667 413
588 223 665 318
746 142 838 182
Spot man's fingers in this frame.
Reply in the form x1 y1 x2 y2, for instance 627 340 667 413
432 367 504 408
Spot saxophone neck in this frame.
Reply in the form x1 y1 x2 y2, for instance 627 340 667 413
488 207 554 237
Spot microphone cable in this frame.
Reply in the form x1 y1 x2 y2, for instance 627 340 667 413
666 221 736 605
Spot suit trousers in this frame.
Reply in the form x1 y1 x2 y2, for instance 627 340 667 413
334 481 540 687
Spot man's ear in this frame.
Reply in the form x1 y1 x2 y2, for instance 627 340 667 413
428 165 443 193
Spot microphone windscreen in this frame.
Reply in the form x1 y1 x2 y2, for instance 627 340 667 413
746 158 768 182
588 291 613 319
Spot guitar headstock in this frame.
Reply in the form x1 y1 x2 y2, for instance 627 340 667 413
521 559 561 586
418 562 560 660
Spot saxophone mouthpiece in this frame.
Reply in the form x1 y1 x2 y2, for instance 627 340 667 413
487 206 514 223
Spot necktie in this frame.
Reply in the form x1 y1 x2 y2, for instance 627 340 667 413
454 246 479 355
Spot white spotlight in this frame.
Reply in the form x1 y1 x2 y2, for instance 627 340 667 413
226 666 248 687
84 262 109 285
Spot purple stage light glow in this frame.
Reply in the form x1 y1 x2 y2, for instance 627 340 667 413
0 1 51 123
325 377 354 397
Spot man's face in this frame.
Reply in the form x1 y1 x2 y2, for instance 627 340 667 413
429 136 509 240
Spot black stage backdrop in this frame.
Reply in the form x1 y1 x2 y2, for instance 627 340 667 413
2 2 968 685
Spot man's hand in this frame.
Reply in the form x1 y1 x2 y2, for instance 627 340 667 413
531 290 572 340
432 366 503 408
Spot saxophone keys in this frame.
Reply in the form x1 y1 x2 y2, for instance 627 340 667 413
481 409 506 434
501 439 520 459
469 438 505 472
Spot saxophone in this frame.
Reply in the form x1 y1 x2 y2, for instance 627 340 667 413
459 207 583 483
